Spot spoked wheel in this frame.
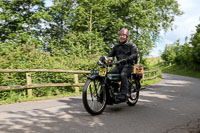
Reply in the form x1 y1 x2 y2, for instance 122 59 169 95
82 79 106 115
127 80 140 106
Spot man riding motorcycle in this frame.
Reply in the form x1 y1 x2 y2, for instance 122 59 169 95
108 28 138 101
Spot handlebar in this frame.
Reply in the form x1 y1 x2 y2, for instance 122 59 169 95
97 56 130 67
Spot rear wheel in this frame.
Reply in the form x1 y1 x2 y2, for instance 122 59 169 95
127 80 140 106
82 79 106 115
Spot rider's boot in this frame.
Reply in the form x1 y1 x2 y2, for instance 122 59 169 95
117 90 127 102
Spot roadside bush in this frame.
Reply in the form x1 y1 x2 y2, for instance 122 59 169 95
0 44 100 102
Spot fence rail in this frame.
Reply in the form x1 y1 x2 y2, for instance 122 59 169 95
0 69 90 73
0 69 160 96
142 70 160 81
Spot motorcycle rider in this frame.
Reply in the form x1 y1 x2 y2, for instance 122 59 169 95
108 28 138 101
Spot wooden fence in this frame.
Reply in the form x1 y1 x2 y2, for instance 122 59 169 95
142 70 160 81
0 69 160 96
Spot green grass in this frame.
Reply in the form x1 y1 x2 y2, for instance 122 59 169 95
145 57 200 79
162 65 200 79
0 92 81 105
141 78 162 86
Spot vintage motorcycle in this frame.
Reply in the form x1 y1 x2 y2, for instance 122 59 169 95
82 56 143 115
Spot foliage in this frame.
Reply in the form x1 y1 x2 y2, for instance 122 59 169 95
37 0 183 57
71 0 182 57
0 0 52 47
161 41 177 64
0 44 99 102
161 23 200 70
190 24 200 64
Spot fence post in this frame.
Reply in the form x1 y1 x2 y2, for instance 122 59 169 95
142 73 145 84
74 74 79 93
26 73 32 97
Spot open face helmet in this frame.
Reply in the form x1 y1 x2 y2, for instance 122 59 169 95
119 28 129 37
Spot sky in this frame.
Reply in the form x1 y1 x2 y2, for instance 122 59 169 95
45 0 200 57
151 0 200 57
45 0 53 7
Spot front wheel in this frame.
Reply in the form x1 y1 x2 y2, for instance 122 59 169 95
82 79 106 115
127 80 140 106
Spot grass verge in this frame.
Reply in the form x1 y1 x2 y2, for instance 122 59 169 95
0 92 81 105
141 78 162 87
162 65 200 79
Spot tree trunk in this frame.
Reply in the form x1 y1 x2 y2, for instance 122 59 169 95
89 8 92 50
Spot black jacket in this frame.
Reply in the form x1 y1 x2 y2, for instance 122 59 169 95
108 41 138 64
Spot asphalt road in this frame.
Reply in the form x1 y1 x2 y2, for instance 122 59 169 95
0 73 200 133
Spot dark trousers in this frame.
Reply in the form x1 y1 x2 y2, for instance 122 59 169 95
109 65 133 94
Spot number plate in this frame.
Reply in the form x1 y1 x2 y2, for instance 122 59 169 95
99 68 106 77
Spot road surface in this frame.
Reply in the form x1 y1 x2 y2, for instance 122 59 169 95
0 73 200 133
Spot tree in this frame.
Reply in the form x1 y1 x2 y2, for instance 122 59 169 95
107 0 182 57
43 0 74 51
0 0 51 46
161 44 176 64
46 0 115 55
70 0 121 51
161 36 196 67
60 0 182 57
190 24 200 64
0 0 182 57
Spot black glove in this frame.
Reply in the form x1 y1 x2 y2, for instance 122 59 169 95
116 59 127 65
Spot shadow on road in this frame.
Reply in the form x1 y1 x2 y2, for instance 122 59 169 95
0 98 102 133
0 74 199 133
0 96 155 133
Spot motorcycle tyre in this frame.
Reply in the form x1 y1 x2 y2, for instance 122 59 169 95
127 80 140 106
82 79 106 115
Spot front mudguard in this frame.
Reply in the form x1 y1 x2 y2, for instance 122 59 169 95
87 74 110 104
